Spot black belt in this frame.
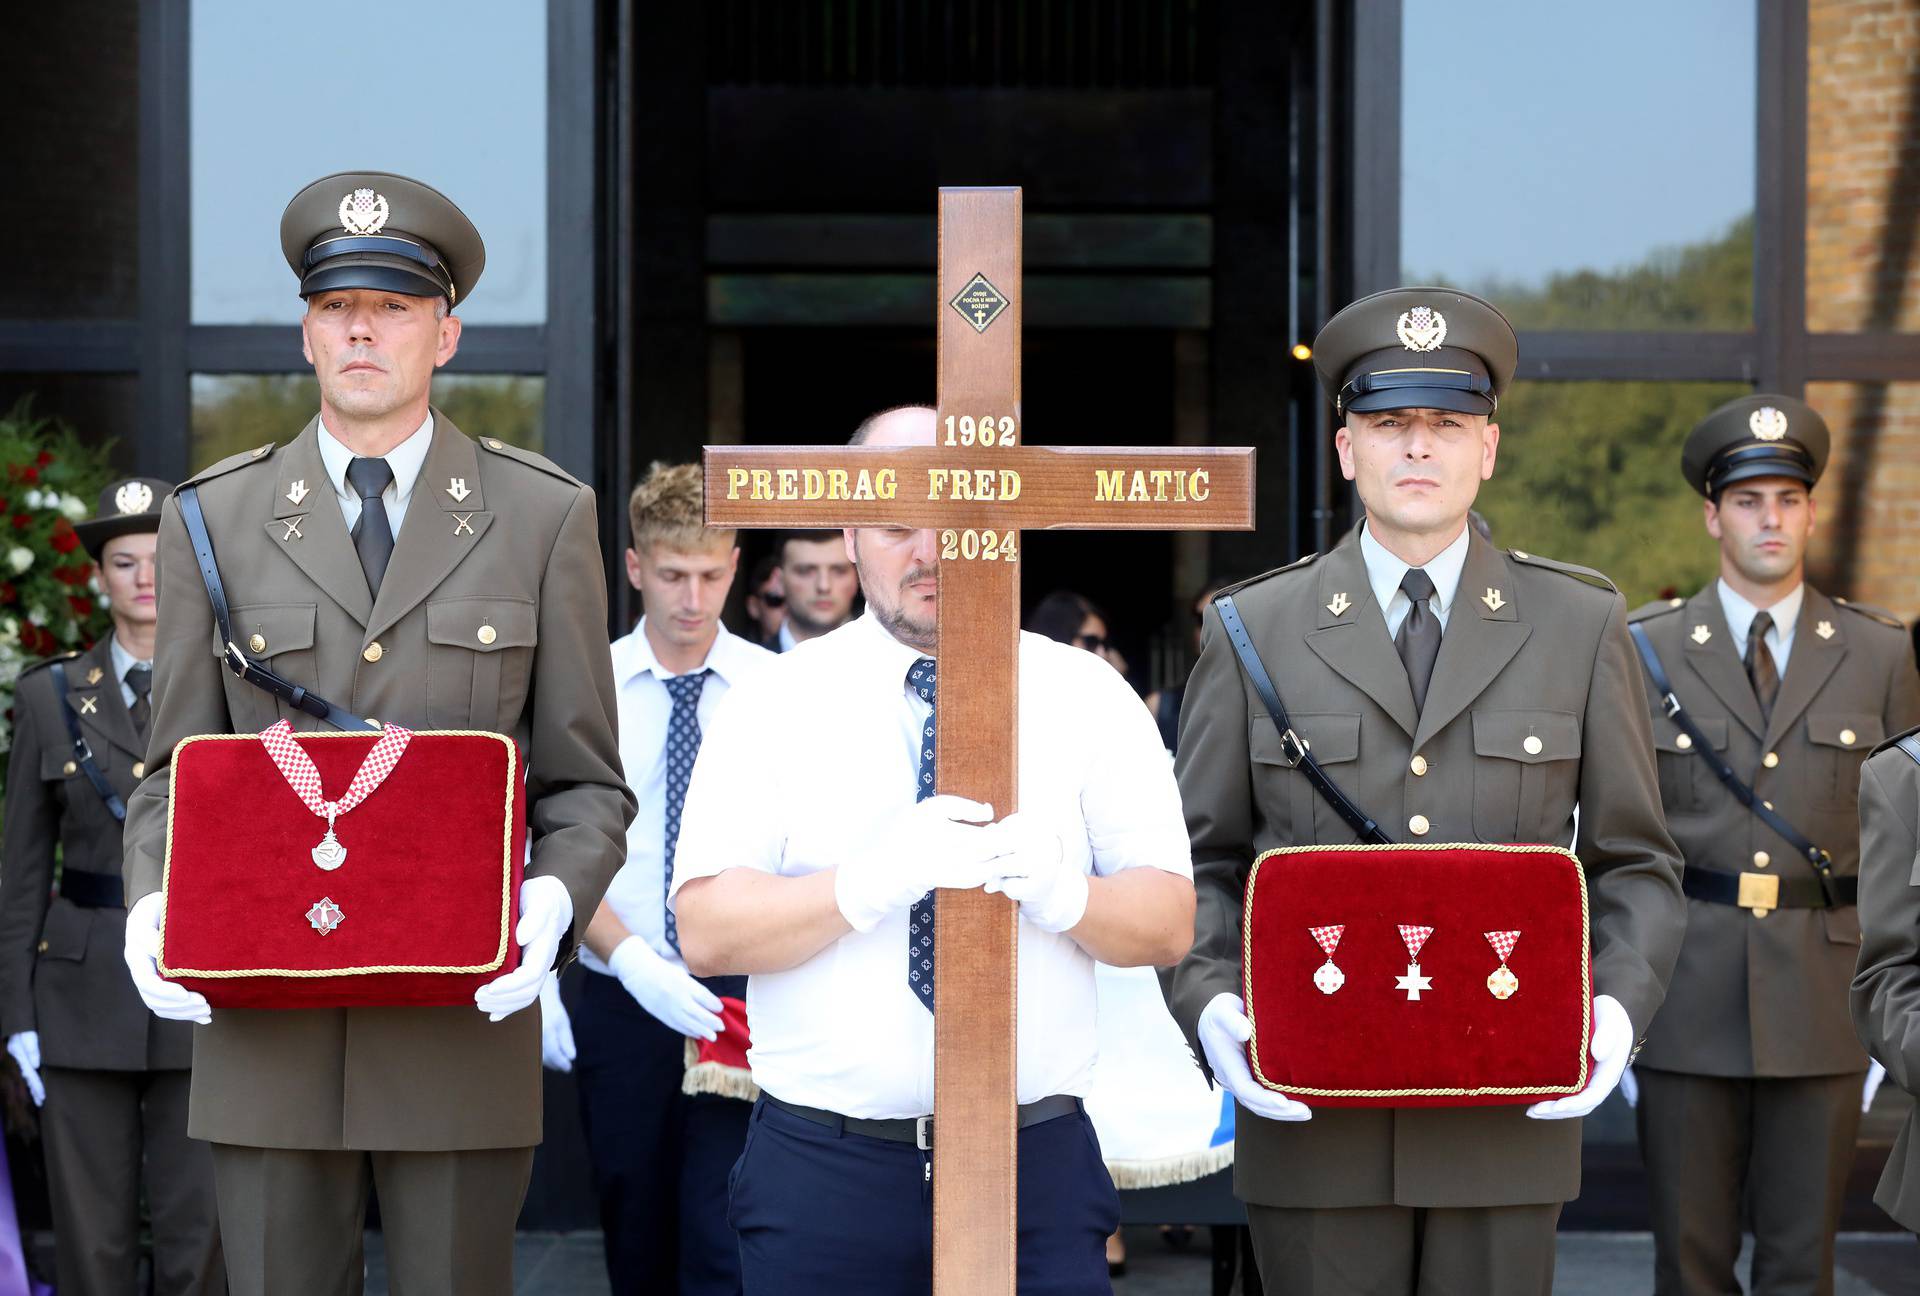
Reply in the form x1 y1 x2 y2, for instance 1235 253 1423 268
1683 867 1856 912
59 869 125 909
764 1093 1081 1150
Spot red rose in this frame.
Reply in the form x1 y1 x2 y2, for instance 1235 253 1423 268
21 467 39 484
67 596 91 618
11 515 28 531
35 452 52 467
51 531 79 554
0 584 16 604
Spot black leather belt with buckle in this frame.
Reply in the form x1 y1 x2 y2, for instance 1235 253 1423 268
58 868 125 909
764 1093 1082 1151
1682 867 1856 914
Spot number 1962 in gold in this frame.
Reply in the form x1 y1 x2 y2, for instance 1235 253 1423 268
940 528 1019 562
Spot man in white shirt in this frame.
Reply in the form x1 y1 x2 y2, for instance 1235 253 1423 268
671 405 1195 1295
1625 394 1920 1295
545 462 775 1296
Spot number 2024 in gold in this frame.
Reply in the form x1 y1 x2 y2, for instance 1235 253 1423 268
940 529 1019 562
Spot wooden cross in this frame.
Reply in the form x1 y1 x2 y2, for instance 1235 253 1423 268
704 187 1255 1293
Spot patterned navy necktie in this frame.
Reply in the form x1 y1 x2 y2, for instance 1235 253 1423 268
661 669 711 954
908 657 938 1012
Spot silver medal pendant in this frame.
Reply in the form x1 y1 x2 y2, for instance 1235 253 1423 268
311 810 346 871
1313 959 1346 995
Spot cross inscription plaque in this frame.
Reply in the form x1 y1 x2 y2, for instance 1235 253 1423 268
704 187 1255 1293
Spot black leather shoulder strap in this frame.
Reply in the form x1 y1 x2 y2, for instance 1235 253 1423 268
49 660 125 822
1213 593 1391 845
176 485 378 734
1628 620 1839 905
1893 732 1920 768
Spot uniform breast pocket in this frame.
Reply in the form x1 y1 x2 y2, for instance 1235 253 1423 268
425 597 538 729
1652 715 1729 815
217 603 317 731
1250 713 1360 841
1471 710 1581 843
1806 713 1883 810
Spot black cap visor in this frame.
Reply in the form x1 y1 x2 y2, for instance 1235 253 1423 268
299 252 453 304
1340 368 1496 417
1707 443 1816 497
75 514 162 563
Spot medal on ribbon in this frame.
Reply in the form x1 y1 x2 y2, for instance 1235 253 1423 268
1308 924 1346 995
1484 930 1521 999
1395 924 1434 1001
258 720 413 874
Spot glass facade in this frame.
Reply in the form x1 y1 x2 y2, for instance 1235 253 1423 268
1401 0 1756 331
0 375 142 476
188 0 548 325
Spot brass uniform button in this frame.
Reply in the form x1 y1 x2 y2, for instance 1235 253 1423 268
62 761 76 776
1753 851 1771 869
1668 598 1683 608
1676 733 1693 751
1409 814 1430 836
1410 755 1428 777
1754 908 1770 920
248 633 267 654
1763 752 1779 769
477 625 498 646
250 445 270 459
1522 735 1543 756
1513 550 1530 559
132 761 145 778
1839 728 1857 746
363 642 383 664
485 438 505 450
36 941 47 954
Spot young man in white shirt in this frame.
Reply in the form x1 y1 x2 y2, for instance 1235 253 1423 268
552 462 775 1296
671 405 1196 1295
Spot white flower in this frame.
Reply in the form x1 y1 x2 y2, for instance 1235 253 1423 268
88 572 101 595
59 495 86 521
26 606 45 626
0 617 16 637
7 547 32 574
23 491 41 510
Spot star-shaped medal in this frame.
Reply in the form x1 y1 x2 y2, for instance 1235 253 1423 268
1396 963 1433 1001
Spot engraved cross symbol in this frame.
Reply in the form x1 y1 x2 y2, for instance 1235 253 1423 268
453 512 476 536
281 516 305 542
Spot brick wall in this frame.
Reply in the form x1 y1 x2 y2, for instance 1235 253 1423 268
1805 0 1920 617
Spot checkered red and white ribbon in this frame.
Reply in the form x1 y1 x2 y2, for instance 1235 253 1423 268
1398 924 1433 960
1308 925 1345 958
259 719 413 824
1484 930 1521 963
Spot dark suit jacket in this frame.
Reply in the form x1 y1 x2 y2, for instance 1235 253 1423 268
1165 524 1685 1209
0 636 192 1071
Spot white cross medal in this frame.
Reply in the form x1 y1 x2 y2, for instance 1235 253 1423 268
1396 924 1435 1001
1308 924 1346 995
1485 930 1521 999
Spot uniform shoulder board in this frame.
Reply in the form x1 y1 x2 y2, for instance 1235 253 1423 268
1211 553 1319 602
1507 549 1618 594
1628 597 1687 624
184 442 278 486
1869 722 1920 759
1832 596 1906 630
476 436 583 488
14 649 82 683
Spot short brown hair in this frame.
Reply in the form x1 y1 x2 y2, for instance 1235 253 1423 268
628 462 733 555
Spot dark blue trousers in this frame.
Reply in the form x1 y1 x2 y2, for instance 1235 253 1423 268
728 1097 1120 1296
571 968 748 1296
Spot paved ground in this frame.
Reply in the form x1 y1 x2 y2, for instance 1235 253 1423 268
363 1227 1920 1294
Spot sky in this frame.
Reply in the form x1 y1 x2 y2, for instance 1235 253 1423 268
189 0 547 326
1401 0 1757 288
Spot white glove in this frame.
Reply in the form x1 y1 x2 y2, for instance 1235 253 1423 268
1619 1065 1639 1109
1864 1059 1887 1113
982 814 1087 933
475 876 574 1022
1528 995 1633 1120
538 975 575 1073
610 935 723 1041
1197 992 1312 1122
122 892 211 1025
835 796 1006 933
7 1032 43 1108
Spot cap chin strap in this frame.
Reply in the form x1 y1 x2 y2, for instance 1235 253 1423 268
301 232 456 302
1706 442 1816 497
1339 368 1495 414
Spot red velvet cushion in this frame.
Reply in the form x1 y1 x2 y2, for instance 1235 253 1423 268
1243 844 1592 1108
159 730 525 1009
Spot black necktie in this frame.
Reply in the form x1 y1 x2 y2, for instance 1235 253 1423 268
125 664 152 736
661 670 711 955
1395 568 1442 713
345 456 396 596
908 657 937 1013
1746 610 1780 724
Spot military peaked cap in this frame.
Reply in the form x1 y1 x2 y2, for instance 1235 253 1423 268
280 172 485 308
75 477 174 561
1681 393 1830 498
1313 287 1518 418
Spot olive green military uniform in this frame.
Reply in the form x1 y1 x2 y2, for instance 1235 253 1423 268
1627 394 1920 1296
1165 288 1687 1296
119 174 634 1296
0 633 223 1295
1853 728 1920 1233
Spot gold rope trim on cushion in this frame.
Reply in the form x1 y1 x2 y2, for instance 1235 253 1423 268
156 729 518 979
682 1037 760 1101
1240 842 1594 1099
